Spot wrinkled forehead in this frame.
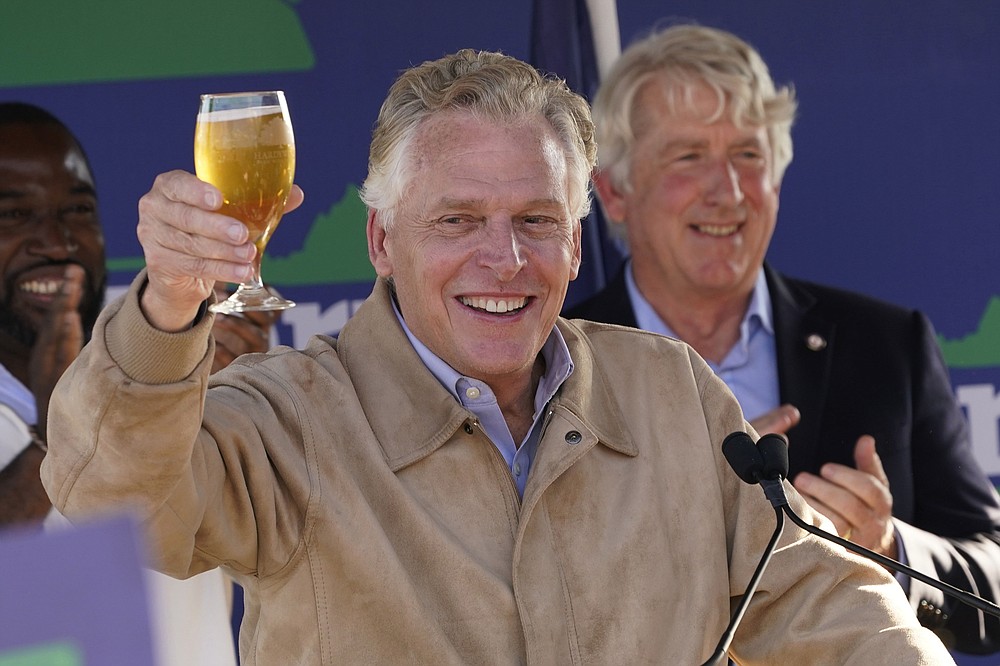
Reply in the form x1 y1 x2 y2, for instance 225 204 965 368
638 74 750 128
0 123 95 189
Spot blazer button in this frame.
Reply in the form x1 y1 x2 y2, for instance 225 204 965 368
916 600 948 629
463 423 474 435
565 431 582 445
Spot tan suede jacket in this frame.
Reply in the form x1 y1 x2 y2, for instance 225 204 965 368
42 276 954 665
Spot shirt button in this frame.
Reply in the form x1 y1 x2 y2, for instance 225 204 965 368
465 387 481 400
513 463 522 476
565 431 582 445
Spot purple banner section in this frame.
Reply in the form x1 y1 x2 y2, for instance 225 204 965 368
0 515 155 665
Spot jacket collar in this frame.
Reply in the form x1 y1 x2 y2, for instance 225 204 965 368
338 279 636 472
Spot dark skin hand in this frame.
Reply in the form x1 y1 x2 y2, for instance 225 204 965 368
0 274 276 528
0 445 47 525
0 264 85 527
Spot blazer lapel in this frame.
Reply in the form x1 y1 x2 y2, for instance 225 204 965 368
765 264 836 478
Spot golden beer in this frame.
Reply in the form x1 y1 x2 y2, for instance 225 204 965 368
194 108 295 253
195 91 297 314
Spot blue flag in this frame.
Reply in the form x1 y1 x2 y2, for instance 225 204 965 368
530 0 624 307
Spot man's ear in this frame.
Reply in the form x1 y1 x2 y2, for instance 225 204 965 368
592 169 628 223
569 219 582 281
367 210 393 278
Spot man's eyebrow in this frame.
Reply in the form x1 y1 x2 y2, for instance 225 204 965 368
732 136 766 148
0 183 97 199
660 138 706 150
70 183 98 198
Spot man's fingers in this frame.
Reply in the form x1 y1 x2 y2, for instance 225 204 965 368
148 170 223 210
853 435 890 487
823 448 892 514
750 404 801 436
139 197 249 252
793 469 870 527
52 264 85 315
793 486 849 536
794 459 896 555
285 184 305 213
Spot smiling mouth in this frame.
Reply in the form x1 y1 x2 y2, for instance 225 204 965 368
459 296 528 314
693 223 741 237
19 278 66 296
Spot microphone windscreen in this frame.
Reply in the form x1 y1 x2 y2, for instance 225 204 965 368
722 431 764 484
758 434 790 480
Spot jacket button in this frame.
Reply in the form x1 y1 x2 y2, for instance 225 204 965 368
463 423 474 435
565 431 582 445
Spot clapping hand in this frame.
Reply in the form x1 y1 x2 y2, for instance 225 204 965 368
751 405 898 558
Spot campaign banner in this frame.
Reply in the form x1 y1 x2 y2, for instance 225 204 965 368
3 4 998 662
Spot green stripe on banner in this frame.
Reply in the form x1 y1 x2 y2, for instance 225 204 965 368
0 642 83 666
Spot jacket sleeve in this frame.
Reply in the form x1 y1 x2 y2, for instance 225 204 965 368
39 273 277 579
895 311 1000 654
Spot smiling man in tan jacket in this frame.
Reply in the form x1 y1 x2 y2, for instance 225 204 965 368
41 49 955 664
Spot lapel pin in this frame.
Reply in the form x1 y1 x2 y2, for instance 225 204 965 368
806 333 827 351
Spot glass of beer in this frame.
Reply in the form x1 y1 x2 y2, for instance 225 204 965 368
195 90 296 313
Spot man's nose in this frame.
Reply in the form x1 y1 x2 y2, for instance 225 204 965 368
29 214 79 255
478 220 526 281
704 159 745 206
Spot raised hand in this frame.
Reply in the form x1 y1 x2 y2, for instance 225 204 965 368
28 264 85 441
0 264 86 524
135 171 303 332
793 435 898 559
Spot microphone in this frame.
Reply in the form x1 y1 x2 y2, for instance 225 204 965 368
699 432 787 666
730 431 1000 621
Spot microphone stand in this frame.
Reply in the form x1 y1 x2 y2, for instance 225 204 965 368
769 482 1000 620
700 504 785 666
708 430 1000 665
753 431 1000 620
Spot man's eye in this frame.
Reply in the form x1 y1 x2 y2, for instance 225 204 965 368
60 203 97 221
0 208 33 227
520 217 560 234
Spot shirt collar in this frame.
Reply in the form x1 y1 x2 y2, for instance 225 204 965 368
391 298 574 414
626 260 774 341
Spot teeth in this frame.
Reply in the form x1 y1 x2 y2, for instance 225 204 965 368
20 279 64 295
696 224 740 237
460 296 527 313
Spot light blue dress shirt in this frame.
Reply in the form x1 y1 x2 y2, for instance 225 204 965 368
625 261 780 421
393 300 574 498
0 363 37 425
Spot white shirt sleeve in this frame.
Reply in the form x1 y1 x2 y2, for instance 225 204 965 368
0 402 33 471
